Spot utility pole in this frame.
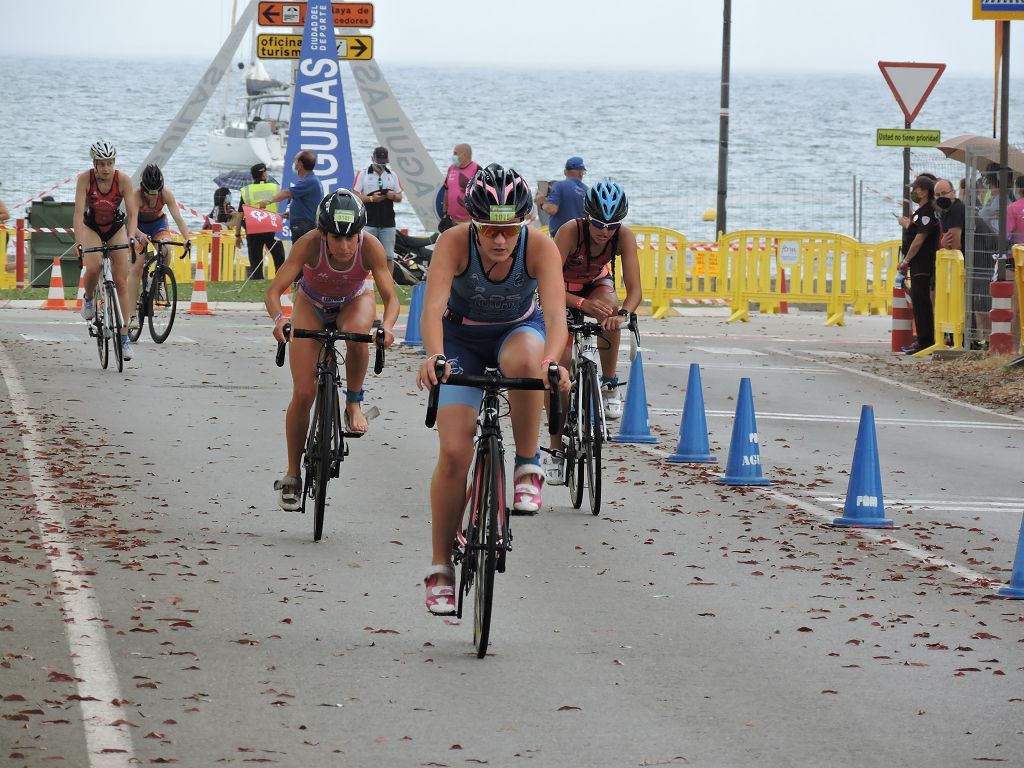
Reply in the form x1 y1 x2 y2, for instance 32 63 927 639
715 0 731 238
997 20 1010 282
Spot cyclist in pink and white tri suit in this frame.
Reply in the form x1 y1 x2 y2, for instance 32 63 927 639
265 189 400 512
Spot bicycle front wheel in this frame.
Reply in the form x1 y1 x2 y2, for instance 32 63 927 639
473 434 501 658
585 367 603 516
95 293 109 370
149 267 177 343
311 374 335 541
566 378 584 509
107 283 124 372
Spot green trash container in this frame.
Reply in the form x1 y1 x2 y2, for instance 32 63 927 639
29 201 78 289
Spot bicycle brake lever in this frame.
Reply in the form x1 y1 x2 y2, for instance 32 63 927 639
275 323 291 367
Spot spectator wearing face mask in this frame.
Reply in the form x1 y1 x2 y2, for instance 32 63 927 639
438 143 480 232
897 175 941 355
353 146 403 266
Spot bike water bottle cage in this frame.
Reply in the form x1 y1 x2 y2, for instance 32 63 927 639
345 388 364 403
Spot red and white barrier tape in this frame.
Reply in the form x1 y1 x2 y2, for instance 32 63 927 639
10 175 78 212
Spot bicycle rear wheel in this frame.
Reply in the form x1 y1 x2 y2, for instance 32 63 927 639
585 368 603 516
566 378 584 509
311 374 335 541
107 283 123 372
149 267 177 343
473 434 501 658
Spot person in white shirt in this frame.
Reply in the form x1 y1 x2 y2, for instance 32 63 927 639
352 146 404 267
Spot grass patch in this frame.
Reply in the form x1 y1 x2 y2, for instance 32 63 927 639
1 280 416 304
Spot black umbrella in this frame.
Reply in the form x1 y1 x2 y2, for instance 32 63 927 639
213 170 280 190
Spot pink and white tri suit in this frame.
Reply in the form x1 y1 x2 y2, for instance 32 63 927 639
297 233 369 324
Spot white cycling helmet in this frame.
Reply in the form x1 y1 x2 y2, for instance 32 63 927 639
89 140 117 161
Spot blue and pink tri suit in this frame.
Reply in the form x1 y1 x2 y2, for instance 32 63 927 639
439 225 545 409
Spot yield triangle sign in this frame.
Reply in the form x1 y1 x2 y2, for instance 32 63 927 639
878 61 946 124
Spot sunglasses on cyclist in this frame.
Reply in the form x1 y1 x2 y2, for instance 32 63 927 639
472 220 523 238
588 217 621 231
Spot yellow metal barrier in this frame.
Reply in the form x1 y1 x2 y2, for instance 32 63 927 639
725 231 851 325
616 226 900 325
0 228 13 289
913 249 965 356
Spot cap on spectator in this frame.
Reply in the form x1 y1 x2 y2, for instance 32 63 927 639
250 162 268 179
565 156 586 171
373 146 389 163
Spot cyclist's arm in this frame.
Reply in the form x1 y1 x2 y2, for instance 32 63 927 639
265 235 314 334
73 173 88 249
420 228 462 360
552 223 582 309
362 234 400 343
528 234 569 362
120 172 141 238
616 225 643 315
162 188 190 241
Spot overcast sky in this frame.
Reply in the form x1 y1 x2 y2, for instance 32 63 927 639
1 0 1021 76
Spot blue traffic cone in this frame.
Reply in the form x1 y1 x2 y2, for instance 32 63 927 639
612 351 657 444
997 513 1024 598
717 378 770 485
667 363 716 463
831 405 893 528
402 281 424 348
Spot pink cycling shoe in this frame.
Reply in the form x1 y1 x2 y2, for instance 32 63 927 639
424 565 456 616
511 463 544 515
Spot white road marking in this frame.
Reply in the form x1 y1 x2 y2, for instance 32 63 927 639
0 344 135 767
19 333 74 342
648 407 1024 431
650 362 839 374
814 495 1024 514
628 442 997 587
691 346 766 356
768 347 1024 425
166 336 198 344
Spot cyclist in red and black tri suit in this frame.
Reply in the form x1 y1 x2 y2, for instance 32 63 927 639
75 140 144 360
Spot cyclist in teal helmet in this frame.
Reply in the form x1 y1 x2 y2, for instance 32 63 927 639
544 179 641 482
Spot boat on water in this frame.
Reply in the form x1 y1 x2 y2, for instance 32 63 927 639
207 61 291 170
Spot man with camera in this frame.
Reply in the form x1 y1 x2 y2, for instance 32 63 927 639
353 146 404 267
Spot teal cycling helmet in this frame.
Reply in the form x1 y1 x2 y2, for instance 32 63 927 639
584 180 628 223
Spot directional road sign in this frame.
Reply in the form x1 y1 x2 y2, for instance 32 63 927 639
973 0 1024 19
258 2 374 28
876 128 941 147
257 33 373 60
878 61 945 124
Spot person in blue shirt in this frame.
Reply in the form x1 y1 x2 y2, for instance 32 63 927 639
537 156 588 237
258 150 324 242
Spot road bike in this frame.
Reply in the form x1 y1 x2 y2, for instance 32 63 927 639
276 322 386 541
128 238 190 344
550 310 638 516
78 240 134 372
425 360 560 658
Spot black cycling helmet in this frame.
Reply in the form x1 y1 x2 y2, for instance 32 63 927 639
584 179 628 223
141 164 164 193
317 189 366 236
463 163 532 222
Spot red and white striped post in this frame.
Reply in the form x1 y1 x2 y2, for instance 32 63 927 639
990 281 1016 354
15 218 25 289
890 277 914 353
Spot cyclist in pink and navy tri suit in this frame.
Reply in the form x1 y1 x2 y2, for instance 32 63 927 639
414 164 570 616
266 190 400 512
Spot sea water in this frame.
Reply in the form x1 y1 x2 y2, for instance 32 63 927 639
2 55 1023 243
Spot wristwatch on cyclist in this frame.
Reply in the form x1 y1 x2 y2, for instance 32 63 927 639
617 309 630 317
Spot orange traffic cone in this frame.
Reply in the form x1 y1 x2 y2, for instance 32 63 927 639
281 283 293 319
72 268 86 312
187 255 215 316
40 257 70 310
